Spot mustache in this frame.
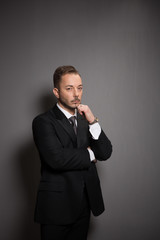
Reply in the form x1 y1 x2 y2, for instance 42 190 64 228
71 97 80 102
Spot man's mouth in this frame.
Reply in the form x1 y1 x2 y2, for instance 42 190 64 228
71 99 80 104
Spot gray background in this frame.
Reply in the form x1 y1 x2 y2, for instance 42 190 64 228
1 0 160 239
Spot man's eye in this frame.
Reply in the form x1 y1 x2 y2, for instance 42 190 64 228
78 87 83 90
66 88 72 91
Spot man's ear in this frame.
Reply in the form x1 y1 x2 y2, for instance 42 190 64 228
53 88 59 99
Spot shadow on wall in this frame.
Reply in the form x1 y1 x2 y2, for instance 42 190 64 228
14 93 57 240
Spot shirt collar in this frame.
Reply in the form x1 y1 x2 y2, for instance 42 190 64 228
57 103 77 119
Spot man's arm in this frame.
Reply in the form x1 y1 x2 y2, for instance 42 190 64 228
77 104 112 161
89 130 112 161
32 116 91 171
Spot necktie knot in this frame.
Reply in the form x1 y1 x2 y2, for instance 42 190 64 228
69 116 77 134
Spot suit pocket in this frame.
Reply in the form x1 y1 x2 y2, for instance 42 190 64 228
38 181 64 192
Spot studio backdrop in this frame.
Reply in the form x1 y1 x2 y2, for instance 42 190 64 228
1 0 160 239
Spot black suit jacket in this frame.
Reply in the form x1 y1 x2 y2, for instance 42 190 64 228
32 105 112 225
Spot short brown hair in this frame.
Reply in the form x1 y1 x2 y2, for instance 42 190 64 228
53 65 80 88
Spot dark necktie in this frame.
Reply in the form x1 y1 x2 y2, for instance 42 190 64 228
69 116 77 134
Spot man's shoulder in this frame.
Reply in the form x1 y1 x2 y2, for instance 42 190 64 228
32 106 56 124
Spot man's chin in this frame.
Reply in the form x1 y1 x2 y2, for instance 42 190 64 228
71 101 80 107
70 104 77 109
72 103 80 109
62 103 76 110
58 101 79 112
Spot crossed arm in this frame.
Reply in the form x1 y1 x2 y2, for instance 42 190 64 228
32 115 112 172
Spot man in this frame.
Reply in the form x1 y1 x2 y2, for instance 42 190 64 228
32 65 112 240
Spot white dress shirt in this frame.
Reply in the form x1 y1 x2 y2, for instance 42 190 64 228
57 103 101 161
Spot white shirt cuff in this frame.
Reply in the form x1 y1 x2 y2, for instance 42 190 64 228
89 122 101 140
87 148 96 162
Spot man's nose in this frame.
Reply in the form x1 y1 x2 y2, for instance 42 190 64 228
73 88 79 97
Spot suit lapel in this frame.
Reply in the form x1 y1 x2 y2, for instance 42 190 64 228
51 105 77 144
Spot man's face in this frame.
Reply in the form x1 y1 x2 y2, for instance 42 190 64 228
53 73 83 114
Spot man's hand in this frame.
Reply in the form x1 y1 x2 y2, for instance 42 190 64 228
77 104 95 123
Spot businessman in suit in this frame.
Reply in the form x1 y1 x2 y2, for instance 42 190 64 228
32 65 112 240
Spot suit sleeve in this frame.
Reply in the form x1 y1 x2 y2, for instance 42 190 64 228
90 130 113 161
32 116 91 171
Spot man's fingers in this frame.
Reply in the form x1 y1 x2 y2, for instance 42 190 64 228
77 104 94 123
77 106 83 115
77 104 85 115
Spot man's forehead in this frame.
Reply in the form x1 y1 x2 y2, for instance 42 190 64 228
61 73 82 85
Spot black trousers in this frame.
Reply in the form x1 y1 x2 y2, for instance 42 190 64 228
41 190 91 240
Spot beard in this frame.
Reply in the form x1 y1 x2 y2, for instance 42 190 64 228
59 97 80 111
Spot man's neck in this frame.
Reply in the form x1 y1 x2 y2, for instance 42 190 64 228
57 103 76 118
